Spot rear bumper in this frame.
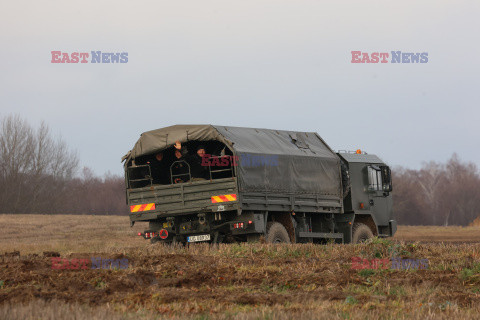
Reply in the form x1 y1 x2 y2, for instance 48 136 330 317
137 212 264 244
129 202 239 222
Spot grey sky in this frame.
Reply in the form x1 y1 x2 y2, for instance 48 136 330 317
1 0 479 176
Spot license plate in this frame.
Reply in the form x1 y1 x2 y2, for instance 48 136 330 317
187 234 211 243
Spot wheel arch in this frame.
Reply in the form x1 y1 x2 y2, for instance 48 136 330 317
267 211 296 243
353 214 378 236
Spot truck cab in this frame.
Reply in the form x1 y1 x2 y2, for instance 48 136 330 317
338 151 397 240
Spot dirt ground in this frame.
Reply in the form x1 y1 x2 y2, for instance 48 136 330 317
0 214 480 319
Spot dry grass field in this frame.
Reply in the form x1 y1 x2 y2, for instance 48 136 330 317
0 214 480 320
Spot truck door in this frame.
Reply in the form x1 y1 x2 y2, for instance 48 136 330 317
366 165 392 227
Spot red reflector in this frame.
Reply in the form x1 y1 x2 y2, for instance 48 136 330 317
138 232 142 236
248 220 252 224
159 229 168 239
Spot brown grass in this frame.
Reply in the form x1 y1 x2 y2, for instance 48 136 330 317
1 214 480 319
0 214 148 254
393 225 480 243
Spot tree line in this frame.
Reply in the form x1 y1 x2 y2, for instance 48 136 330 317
393 154 480 226
0 115 128 215
0 115 479 225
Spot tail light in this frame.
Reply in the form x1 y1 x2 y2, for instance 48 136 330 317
139 232 158 239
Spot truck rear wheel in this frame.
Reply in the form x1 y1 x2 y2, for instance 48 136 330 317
266 222 291 244
352 222 374 243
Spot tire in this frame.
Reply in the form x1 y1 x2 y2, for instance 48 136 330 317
352 222 374 243
266 222 291 244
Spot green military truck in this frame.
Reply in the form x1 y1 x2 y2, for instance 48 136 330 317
122 125 396 244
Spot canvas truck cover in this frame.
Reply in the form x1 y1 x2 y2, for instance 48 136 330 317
123 125 342 198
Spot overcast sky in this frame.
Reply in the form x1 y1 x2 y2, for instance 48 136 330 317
1 0 479 176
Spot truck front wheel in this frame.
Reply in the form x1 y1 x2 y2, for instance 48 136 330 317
352 222 374 243
266 222 291 243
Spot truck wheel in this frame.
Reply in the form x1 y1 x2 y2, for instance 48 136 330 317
352 223 374 243
266 222 291 244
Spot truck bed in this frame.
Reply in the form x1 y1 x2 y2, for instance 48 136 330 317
128 177 238 221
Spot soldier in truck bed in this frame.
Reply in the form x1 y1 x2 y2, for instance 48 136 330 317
170 142 190 183
156 141 211 183
186 145 210 181
149 152 170 184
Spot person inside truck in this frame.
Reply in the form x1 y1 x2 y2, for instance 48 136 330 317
186 145 210 181
171 146 190 183
149 152 171 184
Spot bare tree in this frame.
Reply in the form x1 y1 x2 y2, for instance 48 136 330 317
415 161 446 225
0 115 79 213
0 115 35 212
439 154 480 226
393 168 428 225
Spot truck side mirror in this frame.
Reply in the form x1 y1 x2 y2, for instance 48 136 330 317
380 166 393 192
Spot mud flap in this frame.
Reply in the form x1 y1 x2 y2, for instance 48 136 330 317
389 220 397 236
253 213 265 233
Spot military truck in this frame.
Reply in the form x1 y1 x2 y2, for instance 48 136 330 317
122 125 396 244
